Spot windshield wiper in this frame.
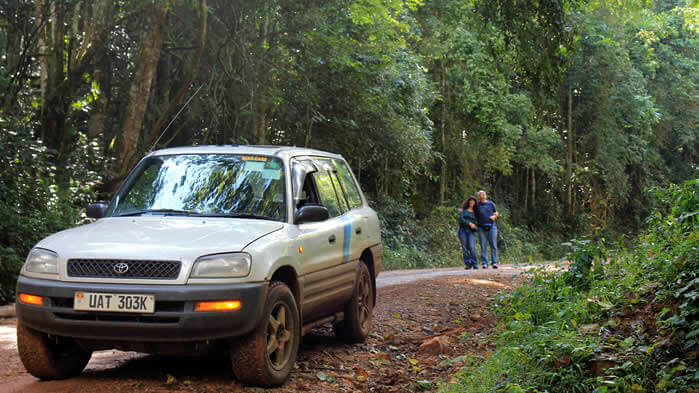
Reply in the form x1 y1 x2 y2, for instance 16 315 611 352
119 209 202 217
201 212 279 221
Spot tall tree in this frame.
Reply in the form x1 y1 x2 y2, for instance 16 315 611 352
115 4 168 182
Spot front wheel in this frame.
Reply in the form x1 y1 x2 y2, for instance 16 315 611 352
333 261 374 342
17 321 92 379
230 281 300 387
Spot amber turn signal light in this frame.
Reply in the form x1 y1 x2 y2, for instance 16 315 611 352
19 293 43 306
194 300 241 312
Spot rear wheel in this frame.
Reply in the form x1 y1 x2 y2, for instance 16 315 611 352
230 281 300 387
17 321 92 379
333 261 374 342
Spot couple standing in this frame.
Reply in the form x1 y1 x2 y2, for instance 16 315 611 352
457 190 499 269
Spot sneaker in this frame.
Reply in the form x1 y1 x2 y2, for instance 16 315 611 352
472 265 478 270
492 264 498 269
464 265 472 270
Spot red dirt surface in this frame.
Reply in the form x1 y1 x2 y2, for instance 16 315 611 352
0 269 523 393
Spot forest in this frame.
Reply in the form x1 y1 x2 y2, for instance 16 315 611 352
0 0 697 302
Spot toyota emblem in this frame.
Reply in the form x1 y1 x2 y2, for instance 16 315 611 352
114 262 129 274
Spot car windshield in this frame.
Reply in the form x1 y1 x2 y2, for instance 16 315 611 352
107 154 286 221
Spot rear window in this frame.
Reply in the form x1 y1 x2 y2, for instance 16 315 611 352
333 159 363 209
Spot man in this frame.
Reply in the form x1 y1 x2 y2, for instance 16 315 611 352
476 190 499 268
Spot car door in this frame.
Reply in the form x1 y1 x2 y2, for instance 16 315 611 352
294 159 354 320
332 158 370 261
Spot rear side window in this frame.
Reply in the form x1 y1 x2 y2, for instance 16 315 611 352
329 172 349 212
333 160 363 209
313 171 343 217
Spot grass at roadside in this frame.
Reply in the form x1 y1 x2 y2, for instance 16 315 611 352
444 180 698 393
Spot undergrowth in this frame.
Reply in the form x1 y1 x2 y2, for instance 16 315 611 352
445 179 698 393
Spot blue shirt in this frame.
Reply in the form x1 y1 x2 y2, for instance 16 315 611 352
476 201 497 226
458 210 477 230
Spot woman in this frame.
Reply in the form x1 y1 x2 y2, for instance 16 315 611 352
457 197 479 269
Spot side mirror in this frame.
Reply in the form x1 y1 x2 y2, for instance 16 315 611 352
87 203 109 219
294 204 329 225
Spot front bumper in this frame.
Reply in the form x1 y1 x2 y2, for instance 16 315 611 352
16 276 266 342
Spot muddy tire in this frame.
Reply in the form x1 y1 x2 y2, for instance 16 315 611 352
16 321 92 380
333 261 374 343
230 281 300 387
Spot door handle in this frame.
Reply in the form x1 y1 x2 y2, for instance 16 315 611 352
328 234 336 243
355 227 362 235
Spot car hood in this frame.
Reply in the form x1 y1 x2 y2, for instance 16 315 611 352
36 216 284 261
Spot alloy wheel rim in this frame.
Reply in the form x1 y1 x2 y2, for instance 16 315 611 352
357 272 372 332
266 301 293 370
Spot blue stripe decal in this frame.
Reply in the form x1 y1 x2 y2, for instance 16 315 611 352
342 216 352 263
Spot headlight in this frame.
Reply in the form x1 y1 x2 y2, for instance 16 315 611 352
191 253 251 278
23 248 59 275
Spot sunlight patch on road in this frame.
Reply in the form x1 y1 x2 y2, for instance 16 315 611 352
0 324 17 351
86 350 147 371
464 278 508 288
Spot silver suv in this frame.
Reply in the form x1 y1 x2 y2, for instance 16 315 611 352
15 145 382 387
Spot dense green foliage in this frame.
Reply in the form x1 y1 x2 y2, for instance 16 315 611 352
0 114 105 302
446 179 697 393
0 0 697 302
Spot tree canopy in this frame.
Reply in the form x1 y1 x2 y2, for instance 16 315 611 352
0 0 697 301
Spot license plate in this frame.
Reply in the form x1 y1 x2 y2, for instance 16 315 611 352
73 292 155 313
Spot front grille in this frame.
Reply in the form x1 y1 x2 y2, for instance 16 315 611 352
67 259 181 279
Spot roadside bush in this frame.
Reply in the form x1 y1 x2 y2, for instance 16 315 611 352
376 196 460 270
0 117 105 304
446 179 698 393
377 196 562 270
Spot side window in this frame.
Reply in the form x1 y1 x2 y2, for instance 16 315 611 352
300 176 320 207
313 171 343 217
333 159 363 209
329 172 349 212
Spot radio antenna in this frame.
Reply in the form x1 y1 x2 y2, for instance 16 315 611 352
148 84 204 153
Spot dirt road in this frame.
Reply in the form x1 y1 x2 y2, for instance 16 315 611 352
0 264 532 393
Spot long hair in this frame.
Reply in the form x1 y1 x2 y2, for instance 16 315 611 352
462 196 477 210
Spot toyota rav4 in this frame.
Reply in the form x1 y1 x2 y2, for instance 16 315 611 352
15 145 382 387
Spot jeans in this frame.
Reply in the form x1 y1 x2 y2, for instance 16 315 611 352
478 225 497 266
458 227 478 267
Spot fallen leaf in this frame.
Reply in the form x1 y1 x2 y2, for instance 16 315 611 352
416 380 432 390
165 374 176 385
355 367 369 382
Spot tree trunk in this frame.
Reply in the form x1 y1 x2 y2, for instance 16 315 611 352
304 103 313 147
256 103 267 144
39 0 70 185
439 61 447 204
524 167 529 210
567 87 573 216
34 0 48 117
115 6 168 183
148 0 207 148
5 0 21 85
531 169 536 210
87 54 111 138
87 1 114 138
254 6 270 145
